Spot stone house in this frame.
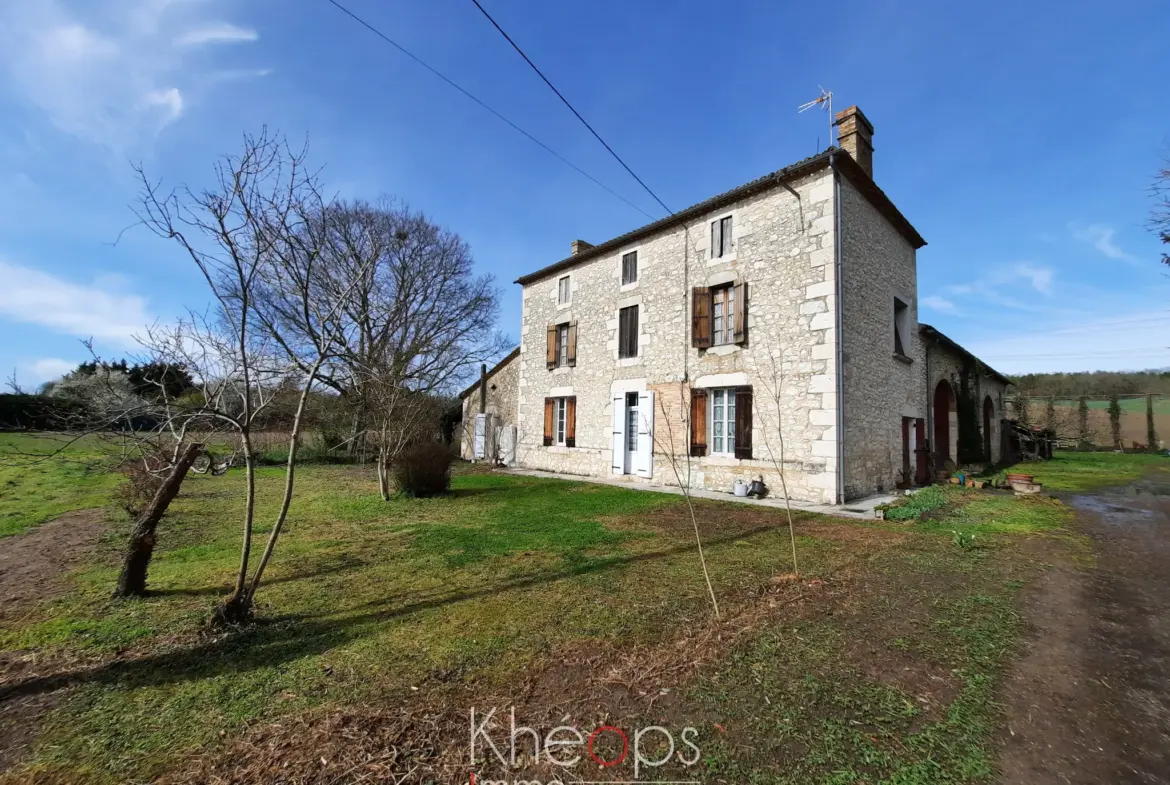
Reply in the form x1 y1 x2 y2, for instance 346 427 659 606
495 105 1006 503
458 346 520 461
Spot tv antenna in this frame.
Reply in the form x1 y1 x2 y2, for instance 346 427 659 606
798 87 835 147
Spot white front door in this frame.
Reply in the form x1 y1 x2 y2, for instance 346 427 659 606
623 392 639 474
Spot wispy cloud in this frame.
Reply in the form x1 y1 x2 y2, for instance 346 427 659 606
1012 262 1053 294
921 295 957 313
175 22 258 47
1070 222 1140 265
0 259 154 347
0 1 262 155
943 262 1057 312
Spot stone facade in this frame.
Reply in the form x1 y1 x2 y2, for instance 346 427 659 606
922 330 1009 467
459 348 519 460
838 174 921 497
509 113 1006 502
515 167 843 503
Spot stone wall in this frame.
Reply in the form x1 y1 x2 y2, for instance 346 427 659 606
459 350 519 460
839 173 922 498
924 341 1009 466
515 167 843 503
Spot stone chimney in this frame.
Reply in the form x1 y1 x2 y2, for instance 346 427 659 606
570 239 594 255
833 105 874 179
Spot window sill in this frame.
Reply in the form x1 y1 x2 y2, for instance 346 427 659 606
703 343 742 356
556 301 572 311
619 280 639 292
550 365 572 375
893 352 914 366
616 356 642 367
706 253 738 267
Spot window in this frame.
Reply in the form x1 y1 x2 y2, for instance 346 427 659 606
621 250 638 285
546 321 576 369
543 396 576 447
692 283 747 348
558 275 571 304
711 388 737 455
711 285 735 345
690 387 752 459
618 305 639 358
556 398 567 445
893 297 909 357
711 215 733 259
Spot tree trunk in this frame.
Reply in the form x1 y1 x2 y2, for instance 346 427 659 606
377 451 391 501
113 442 203 598
213 435 257 626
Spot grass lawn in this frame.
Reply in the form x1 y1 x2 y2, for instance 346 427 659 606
0 433 123 538
0 437 1117 784
987 450 1169 492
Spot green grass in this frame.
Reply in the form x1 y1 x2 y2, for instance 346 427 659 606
881 485 948 521
990 450 1169 492
0 434 1094 782
0 433 122 536
692 543 1026 784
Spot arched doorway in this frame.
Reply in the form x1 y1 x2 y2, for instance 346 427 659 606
983 396 995 463
933 379 955 466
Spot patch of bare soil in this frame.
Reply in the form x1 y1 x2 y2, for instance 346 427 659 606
0 509 107 621
0 509 108 774
996 473 1170 784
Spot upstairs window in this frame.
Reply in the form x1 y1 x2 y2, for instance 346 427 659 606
711 284 736 345
558 275 571 304
711 215 733 259
618 305 639 359
621 250 638 285
894 297 909 357
692 283 748 348
545 321 577 369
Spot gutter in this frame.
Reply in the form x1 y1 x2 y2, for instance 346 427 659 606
830 153 846 505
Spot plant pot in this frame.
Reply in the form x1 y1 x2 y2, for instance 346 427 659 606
1006 473 1034 484
733 481 749 497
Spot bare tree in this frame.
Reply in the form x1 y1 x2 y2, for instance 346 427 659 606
134 129 360 624
253 199 509 474
1152 157 1170 267
651 384 720 621
756 347 801 578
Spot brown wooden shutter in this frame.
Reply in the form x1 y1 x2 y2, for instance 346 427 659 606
546 324 557 369
734 387 753 459
565 397 577 447
692 287 711 348
733 281 748 344
543 397 554 446
690 388 708 457
566 322 577 367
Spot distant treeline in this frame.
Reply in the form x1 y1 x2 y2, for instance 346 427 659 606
1008 370 1170 397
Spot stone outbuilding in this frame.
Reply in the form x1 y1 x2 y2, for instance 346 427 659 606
500 106 1007 503
458 347 519 462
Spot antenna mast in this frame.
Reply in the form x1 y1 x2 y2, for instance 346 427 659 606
798 87 835 147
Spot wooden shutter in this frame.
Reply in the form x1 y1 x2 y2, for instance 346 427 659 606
566 322 578 367
692 287 711 348
690 388 708 457
733 282 748 344
565 397 577 447
636 390 654 478
734 387 753 459
611 395 626 473
543 397 554 446
546 324 557 369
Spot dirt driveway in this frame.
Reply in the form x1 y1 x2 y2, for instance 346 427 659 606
998 472 1170 784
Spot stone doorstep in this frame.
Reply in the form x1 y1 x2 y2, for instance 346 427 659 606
500 467 893 520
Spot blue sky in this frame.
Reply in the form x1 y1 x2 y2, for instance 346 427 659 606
1 0 1168 388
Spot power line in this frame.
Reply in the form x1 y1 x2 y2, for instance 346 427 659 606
468 0 673 216
323 0 656 221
